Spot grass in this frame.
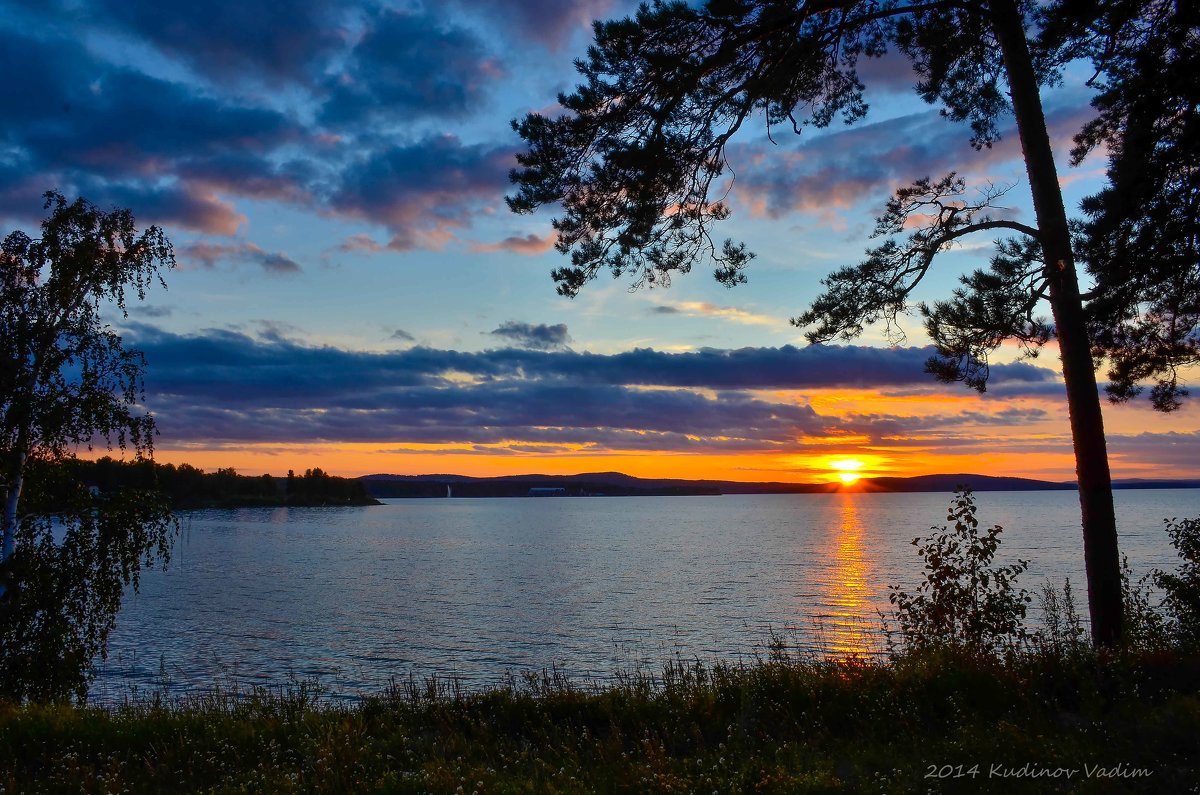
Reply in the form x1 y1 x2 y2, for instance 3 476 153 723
1 643 1198 793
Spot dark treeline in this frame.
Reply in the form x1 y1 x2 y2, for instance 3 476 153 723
364 477 721 498
66 458 378 508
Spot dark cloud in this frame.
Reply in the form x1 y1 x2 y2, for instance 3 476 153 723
488 321 572 351
455 0 618 49
132 305 175 319
97 182 247 235
327 135 514 249
179 242 302 273
650 306 681 315
0 17 511 247
0 31 298 175
319 8 501 127
854 48 922 95
128 325 1057 402
87 0 349 85
121 325 1062 450
0 28 299 233
0 0 1106 263
1109 431 1200 475
390 328 416 342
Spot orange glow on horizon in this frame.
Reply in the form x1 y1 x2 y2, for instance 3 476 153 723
112 375 1193 484
120 439 1100 484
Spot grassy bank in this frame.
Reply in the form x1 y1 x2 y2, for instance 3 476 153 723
2 646 1198 793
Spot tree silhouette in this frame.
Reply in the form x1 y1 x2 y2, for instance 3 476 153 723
1 192 176 700
1063 0 1198 412
509 0 1195 646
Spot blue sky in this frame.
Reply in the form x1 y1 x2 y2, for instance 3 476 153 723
2 0 1196 481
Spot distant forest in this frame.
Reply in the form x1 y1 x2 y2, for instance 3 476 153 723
67 458 378 508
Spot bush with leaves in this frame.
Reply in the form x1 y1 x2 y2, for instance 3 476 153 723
1155 517 1200 648
1118 554 1170 650
888 489 1031 655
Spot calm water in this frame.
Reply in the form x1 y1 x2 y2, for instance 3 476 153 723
94 490 1200 701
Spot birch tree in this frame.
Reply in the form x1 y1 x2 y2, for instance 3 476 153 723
0 192 175 700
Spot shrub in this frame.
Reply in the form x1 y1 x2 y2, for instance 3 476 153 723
1156 516 1200 647
887 488 1031 655
1121 555 1170 650
1032 578 1088 659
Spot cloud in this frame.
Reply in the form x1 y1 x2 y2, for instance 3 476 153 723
1109 431 1200 475
488 321 572 351
128 325 1058 398
319 8 502 127
455 0 618 49
0 28 301 233
0 19 512 248
0 31 299 175
180 242 302 273
332 234 388 254
469 233 557 255
650 300 779 327
132 305 175 318
0 0 1109 264
327 135 515 249
100 183 248 235
390 328 416 342
731 99 1099 221
118 325 1067 452
85 0 349 86
854 49 921 95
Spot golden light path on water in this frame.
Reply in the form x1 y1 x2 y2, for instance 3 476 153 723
817 494 877 656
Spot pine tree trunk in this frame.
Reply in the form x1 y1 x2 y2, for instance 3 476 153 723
990 0 1123 647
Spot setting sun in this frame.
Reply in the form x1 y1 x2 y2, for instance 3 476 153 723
829 458 865 485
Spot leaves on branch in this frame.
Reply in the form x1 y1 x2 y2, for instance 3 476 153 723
1058 0 1199 412
509 0 896 297
795 173 1044 388
1 191 174 467
922 236 1053 391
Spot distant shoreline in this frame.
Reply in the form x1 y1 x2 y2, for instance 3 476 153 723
358 471 1200 499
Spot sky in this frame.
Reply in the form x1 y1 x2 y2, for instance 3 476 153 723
1 0 1196 484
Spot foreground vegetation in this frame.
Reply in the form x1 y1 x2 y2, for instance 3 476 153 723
1 645 1197 793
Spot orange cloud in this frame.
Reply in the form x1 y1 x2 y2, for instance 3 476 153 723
470 232 557 255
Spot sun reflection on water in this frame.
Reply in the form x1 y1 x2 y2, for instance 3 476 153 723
816 494 878 656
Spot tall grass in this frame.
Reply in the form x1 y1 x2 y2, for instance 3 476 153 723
1 639 1198 793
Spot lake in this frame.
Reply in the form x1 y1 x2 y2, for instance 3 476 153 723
93 489 1200 701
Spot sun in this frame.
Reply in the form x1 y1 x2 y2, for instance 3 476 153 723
829 458 864 485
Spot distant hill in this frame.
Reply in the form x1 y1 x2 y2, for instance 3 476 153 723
359 471 1199 498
